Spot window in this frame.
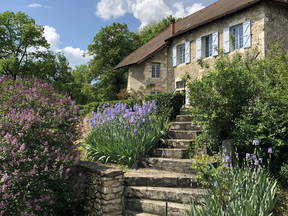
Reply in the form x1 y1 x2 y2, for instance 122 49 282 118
177 44 185 64
202 34 213 58
152 63 160 78
151 91 160 95
176 81 184 89
230 23 243 50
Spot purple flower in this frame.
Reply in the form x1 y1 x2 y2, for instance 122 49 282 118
252 155 257 160
254 159 259 166
252 139 260 146
224 155 230 162
0 173 9 183
213 181 219 187
245 153 250 159
268 147 272 154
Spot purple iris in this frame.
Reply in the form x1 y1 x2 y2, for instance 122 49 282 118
213 181 219 187
224 155 230 162
268 147 272 154
252 139 260 146
246 153 250 159
252 155 257 160
254 159 259 166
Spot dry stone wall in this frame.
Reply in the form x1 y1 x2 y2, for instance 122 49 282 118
72 161 124 216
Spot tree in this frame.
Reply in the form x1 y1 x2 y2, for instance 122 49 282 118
88 22 140 101
138 16 179 45
0 11 49 78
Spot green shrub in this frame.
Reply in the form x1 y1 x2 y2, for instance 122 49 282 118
279 164 288 187
0 77 82 216
190 167 277 216
188 53 261 152
80 92 185 119
84 101 167 167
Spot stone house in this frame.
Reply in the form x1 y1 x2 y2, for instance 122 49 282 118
115 0 288 103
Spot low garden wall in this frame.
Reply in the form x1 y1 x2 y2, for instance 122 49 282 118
72 161 124 216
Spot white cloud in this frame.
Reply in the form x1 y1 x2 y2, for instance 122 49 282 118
95 0 205 27
62 47 93 66
42 26 92 67
43 25 61 48
27 3 50 8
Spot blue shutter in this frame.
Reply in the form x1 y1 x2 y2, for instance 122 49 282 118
185 41 191 64
196 38 202 60
243 20 251 48
223 27 230 53
172 46 177 67
212 32 219 56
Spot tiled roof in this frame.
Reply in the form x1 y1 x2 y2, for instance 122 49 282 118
115 0 263 69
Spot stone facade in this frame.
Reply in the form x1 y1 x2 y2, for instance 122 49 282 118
72 161 124 216
127 2 288 94
127 47 175 94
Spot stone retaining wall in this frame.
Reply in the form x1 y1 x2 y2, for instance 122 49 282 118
72 161 124 216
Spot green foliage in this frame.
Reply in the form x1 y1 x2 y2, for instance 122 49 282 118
279 164 288 187
190 167 277 216
275 187 288 216
84 102 167 167
88 23 140 101
137 16 179 44
0 11 49 78
188 53 261 145
146 92 185 119
0 77 81 215
80 92 185 119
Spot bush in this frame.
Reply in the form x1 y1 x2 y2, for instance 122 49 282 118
190 167 277 216
0 77 81 216
85 101 167 167
188 53 261 152
80 92 185 119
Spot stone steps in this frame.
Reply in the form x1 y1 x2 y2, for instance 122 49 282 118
152 148 187 159
161 139 195 149
124 114 204 216
125 199 190 216
169 122 201 131
141 158 194 174
175 115 193 122
125 186 206 204
124 169 198 188
167 130 197 139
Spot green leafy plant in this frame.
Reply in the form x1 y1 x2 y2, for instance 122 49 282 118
85 101 167 167
190 167 277 216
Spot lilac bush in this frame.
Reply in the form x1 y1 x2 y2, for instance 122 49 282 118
0 77 81 215
85 101 166 167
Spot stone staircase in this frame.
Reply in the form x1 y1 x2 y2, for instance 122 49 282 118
124 114 205 216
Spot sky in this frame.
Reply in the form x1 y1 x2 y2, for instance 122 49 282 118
1 0 216 67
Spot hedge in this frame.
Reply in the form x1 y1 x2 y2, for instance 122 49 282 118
79 92 185 119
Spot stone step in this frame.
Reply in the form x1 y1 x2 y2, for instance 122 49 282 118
169 122 201 131
125 186 206 204
141 158 194 174
152 148 187 159
167 130 197 139
125 210 159 216
124 169 198 188
175 115 193 122
125 199 190 216
162 139 194 149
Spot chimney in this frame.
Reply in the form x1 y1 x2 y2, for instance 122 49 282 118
170 22 175 35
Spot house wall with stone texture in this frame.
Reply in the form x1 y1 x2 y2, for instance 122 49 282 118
170 3 266 84
127 47 175 95
264 2 288 54
127 2 288 94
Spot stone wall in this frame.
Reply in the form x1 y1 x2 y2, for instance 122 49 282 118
71 161 124 216
264 1 288 54
127 47 174 95
170 3 266 82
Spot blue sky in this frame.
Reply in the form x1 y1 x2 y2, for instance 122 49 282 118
1 0 216 67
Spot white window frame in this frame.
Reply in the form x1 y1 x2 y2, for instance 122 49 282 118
177 44 185 65
151 63 160 78
202 34 213 58
230 23 244 51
